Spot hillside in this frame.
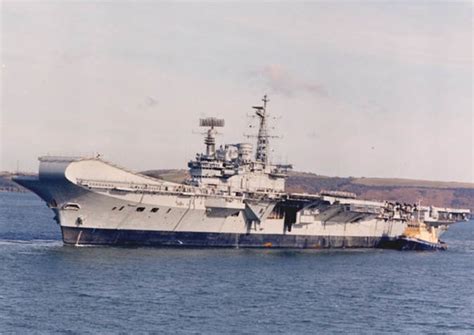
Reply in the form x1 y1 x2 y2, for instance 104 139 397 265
285 171 474 212
0 172 32 192
2 170 473 212
351 177 473 189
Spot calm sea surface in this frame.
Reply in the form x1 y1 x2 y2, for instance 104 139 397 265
0 192 473 334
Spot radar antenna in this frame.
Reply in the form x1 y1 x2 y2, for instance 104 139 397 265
199 117 225 158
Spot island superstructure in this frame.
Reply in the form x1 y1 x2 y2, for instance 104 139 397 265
14 96 470 250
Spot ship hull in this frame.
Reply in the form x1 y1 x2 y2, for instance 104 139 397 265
14 156 458 252
62 226 403 249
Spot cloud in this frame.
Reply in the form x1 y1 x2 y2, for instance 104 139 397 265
256 64 327 98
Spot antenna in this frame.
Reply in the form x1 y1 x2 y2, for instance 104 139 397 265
200 117 225 128
248 94 280 165
199 117 225 157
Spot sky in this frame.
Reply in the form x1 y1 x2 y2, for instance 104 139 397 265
1 1 472 182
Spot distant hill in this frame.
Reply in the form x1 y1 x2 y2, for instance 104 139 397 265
140 169 189 184
3 169 473 212
351 177 473 189
285 171 474 212
0 172 32 193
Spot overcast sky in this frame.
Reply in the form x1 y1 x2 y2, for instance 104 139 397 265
1 1 472 182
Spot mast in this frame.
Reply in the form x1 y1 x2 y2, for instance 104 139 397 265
253 95 270 164
199 117 225 158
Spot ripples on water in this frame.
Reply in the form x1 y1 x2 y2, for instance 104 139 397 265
0 192 473 334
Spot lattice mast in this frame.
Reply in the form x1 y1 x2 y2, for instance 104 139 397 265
253 95 271 164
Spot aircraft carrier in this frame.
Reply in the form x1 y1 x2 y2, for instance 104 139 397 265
14 96 470 250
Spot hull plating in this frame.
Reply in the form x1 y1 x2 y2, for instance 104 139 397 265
63 226 404 249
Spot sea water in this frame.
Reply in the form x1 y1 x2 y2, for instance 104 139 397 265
0 192 473 334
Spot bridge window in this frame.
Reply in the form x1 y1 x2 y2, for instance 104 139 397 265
136 207 145 212
151 208 159 213
112 207 117 211
119 206 124 211
166 208 172 213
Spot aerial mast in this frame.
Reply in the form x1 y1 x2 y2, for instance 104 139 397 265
252 95 270 165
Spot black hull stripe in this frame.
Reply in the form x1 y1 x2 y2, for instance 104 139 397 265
61 227 445 250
